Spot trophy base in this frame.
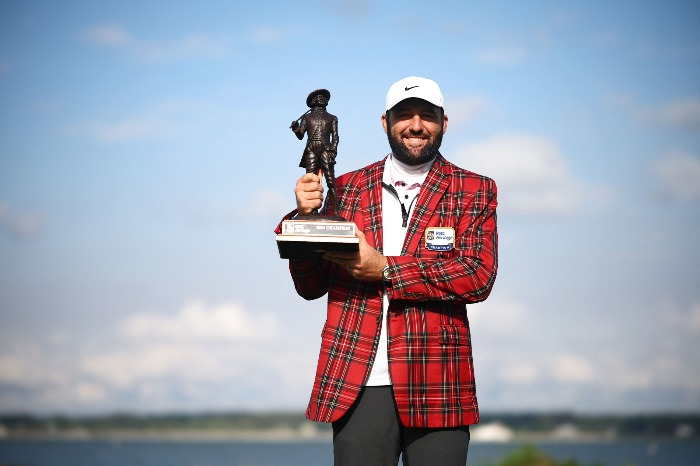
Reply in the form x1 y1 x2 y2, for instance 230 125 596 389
276 217 359 259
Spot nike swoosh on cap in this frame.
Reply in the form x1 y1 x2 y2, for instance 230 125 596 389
405 85 419 91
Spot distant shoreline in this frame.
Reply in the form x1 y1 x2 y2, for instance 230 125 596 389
1 412 698 443
0 429 694 444
0 428 334 443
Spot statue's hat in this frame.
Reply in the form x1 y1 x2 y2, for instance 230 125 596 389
306 88 331 107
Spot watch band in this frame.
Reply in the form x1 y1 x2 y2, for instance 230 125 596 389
382 264 391 282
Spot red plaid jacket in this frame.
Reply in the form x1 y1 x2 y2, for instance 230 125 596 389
275 153 498 428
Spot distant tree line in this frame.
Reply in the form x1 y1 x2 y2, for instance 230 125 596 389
479 412 699 438
0 411 697 439
0 411 330 436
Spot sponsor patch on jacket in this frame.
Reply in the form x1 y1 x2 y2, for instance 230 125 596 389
425 227 455 251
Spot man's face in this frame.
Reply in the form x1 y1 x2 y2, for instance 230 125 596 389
382 98 448 166
312 95 328 108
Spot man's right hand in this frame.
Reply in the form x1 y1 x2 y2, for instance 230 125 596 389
294 171 324 215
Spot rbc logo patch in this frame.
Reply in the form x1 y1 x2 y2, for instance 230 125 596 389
425 227 455 251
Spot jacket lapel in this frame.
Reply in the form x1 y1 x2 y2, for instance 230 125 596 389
402 154 451 256
362 157 387 254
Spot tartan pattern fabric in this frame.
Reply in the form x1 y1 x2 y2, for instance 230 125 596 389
274 153 498 428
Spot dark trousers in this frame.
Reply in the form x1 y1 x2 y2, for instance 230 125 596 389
332 386 470 466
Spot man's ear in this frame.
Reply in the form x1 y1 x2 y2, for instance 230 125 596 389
381 113 388 134
443 114 448 134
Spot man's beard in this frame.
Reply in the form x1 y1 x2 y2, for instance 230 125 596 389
387 126 443 166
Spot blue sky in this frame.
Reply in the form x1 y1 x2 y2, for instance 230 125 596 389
1 0 699 415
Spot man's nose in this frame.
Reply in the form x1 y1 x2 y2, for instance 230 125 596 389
409 115 423 132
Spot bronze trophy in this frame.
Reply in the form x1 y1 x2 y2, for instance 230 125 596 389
276 89 359 259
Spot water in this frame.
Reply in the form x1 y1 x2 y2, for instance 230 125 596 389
0 439 698 466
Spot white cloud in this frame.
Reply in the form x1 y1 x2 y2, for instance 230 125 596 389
553 354 594 383
652 150 700 200
474 46 526 65
499 362 538 384
474 296 700 412
0 299 317 413
78 300 312 407
0 201 43 238
83 25 132 46
664 300 700 336
324 0 369 20
691 302 700 334
75 383 108 403
446 95 491 129
625 96 700 133
454 133 584 215
244 25 286 45
83 118 165 142
0 349 42 386
82 343 221 387
119 300 279 341
138 33 228 62
647 97 700 132
248 189 290 218
636 43 700 62
488 352 593 386
66 100 209 142
0 340 68 389
588 29 621 47
173 188 289 226
82 24 230 63
3 295 700 413
469 292 700 411
468 297 528 335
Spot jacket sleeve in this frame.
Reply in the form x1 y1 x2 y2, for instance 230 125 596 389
274 210 331 300
292 116 306 140
385 177 498 304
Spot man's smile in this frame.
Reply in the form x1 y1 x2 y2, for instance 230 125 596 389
406 136 425 142
403 135 429 148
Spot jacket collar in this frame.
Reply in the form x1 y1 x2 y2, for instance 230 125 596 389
363 152 451 255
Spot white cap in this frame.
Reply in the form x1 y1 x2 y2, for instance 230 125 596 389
385 76 444 111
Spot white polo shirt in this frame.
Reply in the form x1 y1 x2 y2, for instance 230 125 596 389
365 154 434 386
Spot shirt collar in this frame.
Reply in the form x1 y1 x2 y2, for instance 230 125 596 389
385 154 434 191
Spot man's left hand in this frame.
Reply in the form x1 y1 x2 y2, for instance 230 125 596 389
324 230 388 282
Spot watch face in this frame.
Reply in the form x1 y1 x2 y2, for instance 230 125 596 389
383 266 391 280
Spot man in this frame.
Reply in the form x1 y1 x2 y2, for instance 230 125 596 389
275 77 498 465
290 88 340 213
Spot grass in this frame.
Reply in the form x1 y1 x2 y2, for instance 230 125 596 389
484 445 637 466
